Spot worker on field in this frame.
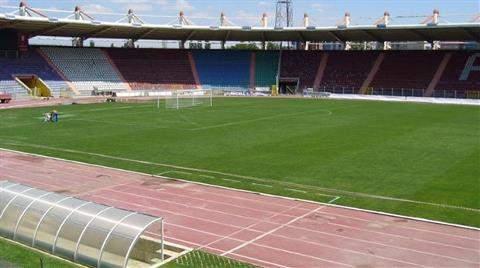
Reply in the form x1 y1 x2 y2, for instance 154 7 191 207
51 109 59 123
43 112 51 123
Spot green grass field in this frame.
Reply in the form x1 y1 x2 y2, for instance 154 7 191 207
0 237 80 268
162 250 257 268
0 97 479 227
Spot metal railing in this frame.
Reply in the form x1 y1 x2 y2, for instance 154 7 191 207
316 86 480 99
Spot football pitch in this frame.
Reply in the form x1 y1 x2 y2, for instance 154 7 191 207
0 97 479 227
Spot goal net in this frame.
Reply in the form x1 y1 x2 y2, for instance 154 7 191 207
164 89 213 109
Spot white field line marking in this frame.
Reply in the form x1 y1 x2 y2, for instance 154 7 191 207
285 188 307 194
315 192 338 198
188 108 333 131
157 171 192 176
251 183 273 188
199 174 215 179
74 104 153 113
328 196 341 204
2 147 479 234
72 118 187 131
3 141 479 214
222 178 241 183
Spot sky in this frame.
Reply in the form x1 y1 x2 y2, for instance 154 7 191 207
0 0 478 26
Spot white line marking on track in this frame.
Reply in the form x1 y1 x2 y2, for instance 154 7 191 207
220 205 359 268
198 203 305 250
267 229 480 265
221 206 327 255
101 187 479 266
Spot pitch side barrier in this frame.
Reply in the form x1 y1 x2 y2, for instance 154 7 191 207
328 93 480 106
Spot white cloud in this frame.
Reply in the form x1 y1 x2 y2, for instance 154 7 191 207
311 3 328 13
0 0 9 5
82 4 113 13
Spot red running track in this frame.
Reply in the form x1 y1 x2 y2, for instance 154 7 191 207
1 149 479 268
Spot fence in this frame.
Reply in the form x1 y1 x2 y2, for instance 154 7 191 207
316 86 480 99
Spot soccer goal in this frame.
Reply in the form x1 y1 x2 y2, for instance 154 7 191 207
163 89 213 109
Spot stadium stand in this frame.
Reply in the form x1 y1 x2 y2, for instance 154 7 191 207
40 47 129 94
319 51 379 93
0 49 69 98
254 51 279 89
192 50 251 90
107 48 197 90
369 51 445 94
280 51 323 90
435 52 480 95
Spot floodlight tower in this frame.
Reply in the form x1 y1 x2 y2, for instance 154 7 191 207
275 0 294 48
275 0 293 28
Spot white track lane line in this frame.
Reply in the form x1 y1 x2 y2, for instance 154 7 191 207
221 205 327 256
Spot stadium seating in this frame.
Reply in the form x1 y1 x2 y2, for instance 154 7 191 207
435 52 480 92
107 48 196 90
319 51 378 92
369 51 445 91
192 51 251 90
255 51 279 89
40 47 129 94
280 51 323 90
0 49 69 98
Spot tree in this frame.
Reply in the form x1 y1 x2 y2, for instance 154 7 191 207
266 42 281 50
229 42 259 50
204 41 211 49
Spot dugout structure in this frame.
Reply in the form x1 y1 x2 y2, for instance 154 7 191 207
0 181 164 268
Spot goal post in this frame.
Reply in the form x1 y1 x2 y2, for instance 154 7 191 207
164 89 213 109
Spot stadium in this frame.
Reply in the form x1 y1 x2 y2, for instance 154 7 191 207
0 0 479 267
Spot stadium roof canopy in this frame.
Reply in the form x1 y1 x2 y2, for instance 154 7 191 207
0 11 479 42
0 180 163 268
